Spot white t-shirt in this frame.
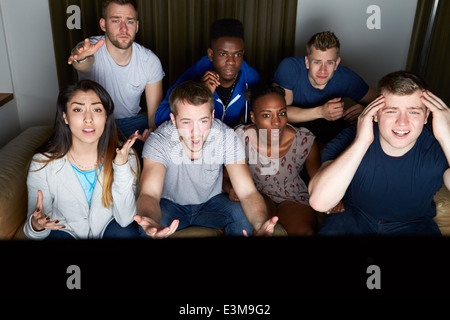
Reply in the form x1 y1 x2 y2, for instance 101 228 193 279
78 36 165 119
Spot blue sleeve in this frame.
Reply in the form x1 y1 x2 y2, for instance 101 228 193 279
321 125 357 163
273 57 302 90
338 66 370 102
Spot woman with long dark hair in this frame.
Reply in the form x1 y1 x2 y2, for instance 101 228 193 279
24 79 140 239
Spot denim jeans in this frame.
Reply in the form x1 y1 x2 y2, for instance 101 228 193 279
318 208 442 236
46 219 140 240
139 193 253 238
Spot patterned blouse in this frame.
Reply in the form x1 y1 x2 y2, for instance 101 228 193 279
235 124 315 205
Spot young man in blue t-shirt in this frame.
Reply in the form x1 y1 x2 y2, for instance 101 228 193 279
308 71 450 236
273 31 377 145
155 19 260 129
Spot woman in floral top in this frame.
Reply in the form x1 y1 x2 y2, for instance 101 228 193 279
224 85 321 235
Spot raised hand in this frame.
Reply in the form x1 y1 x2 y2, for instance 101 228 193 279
320 97 344 121
421 91 450 144
343 104 365 124
114 131 139 165
31 190 65 232
134 215 179 239
355 95 385 146
201 71 220 93
67 38 105 64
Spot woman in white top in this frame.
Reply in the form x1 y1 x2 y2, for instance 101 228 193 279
24 80 140 240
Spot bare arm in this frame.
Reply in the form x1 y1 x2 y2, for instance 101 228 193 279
145 80 163 131
421 91 450 190
226 162 277 235
68 38 105 73
308 96 386 212
274 85 344 123
135 158 178 238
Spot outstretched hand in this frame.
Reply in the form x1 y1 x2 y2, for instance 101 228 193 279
134 215 179 239
243 216 279 237
68 38 105 64
114 131 139 165
31 190 65 232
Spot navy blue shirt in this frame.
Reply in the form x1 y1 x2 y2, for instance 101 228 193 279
274 56 369 143
322 124 449 222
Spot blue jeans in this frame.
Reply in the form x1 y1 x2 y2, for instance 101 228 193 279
139 193 253 238
46 219 140 240
115 113 148 164
318 208 441 236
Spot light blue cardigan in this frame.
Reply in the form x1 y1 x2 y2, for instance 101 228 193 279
24 153 138 240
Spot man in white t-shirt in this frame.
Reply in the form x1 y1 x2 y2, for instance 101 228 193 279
68 0 165 156
134 81 279 238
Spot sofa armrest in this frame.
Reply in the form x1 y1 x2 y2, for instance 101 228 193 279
0 126 52 240
433 184 450 236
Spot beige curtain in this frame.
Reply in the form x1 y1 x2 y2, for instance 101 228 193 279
406 0 450 105
49 0 298 94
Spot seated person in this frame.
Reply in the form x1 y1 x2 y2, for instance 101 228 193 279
273 31 377 146
308 71 450 236
25 80 140 240
224 85 322 235
134 81 278 238
154 18 260 129
68 0 165 157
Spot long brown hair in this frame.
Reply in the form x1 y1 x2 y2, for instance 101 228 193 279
34 80 139 208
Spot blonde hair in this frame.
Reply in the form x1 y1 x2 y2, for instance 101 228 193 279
306 31 340 56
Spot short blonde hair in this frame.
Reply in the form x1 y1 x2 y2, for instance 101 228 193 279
306 31 340 56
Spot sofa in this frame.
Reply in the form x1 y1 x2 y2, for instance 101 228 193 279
1 126 450 240
0 126 285 240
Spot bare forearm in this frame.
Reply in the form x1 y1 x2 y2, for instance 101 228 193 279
136 193 162 223
240 191 269 230
71 56 94 73
309 140 370 212
287 106 322 123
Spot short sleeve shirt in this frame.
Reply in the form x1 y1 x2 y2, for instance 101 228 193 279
322 124 449 221
143 119 245 205
273 56 369 143
235 124 315 205
78 36 165 119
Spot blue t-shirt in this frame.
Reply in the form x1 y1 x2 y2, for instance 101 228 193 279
71 164 103 207
274 56 369 143
322 124 449 222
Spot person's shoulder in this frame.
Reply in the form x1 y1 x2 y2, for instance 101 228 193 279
279 56 305 68
133 42 161 61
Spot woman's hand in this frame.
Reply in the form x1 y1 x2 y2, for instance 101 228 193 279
31 190 65 232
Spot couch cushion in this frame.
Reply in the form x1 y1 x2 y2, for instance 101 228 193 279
0 126 52 239
434 184 450 236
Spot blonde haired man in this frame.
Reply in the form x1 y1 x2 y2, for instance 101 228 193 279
274 31 377 145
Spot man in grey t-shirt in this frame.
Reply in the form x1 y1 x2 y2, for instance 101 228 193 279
68 0 164 157
134 81 279 238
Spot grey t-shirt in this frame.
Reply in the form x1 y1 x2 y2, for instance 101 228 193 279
143 119 245 205
78 36 165 119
